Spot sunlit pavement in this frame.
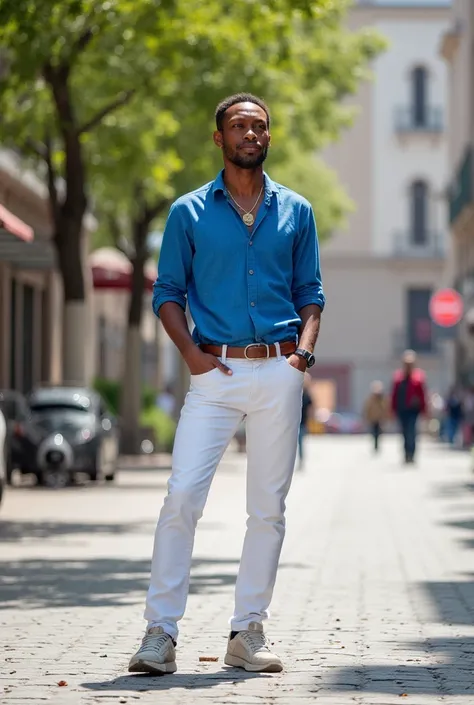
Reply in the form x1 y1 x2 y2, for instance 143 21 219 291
2 434 474 704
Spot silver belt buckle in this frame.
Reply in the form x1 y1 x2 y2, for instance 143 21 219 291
244 343 270 359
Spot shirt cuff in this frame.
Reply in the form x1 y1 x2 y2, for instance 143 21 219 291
153 294 187 318
293 293 326 313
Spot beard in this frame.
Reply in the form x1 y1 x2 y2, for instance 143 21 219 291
224 142 268 169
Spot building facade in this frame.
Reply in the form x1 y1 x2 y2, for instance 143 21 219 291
442 1 474 385
316 0 452 413
0 149 62 393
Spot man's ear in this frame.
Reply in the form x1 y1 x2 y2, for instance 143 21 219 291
213 130 223 148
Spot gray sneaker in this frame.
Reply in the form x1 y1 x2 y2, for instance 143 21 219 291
224 621 283 672
128 626 177 675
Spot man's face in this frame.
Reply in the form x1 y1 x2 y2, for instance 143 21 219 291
214 102 270 169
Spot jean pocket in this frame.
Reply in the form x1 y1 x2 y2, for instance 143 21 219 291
284 358 305 379
190 367 221 382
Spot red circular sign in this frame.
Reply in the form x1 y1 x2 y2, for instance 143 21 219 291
429 288 463 327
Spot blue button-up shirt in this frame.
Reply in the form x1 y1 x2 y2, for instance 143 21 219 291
152 170 325 346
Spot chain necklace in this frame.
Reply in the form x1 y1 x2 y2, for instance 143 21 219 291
227 183 264 227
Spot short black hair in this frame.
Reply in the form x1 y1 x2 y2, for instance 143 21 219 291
215 93 270 131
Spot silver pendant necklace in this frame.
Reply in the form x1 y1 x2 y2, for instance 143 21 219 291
227 184 264 227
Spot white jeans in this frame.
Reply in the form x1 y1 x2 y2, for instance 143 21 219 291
144 354 304 639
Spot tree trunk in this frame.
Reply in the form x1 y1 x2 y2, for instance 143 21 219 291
54 215 88 384
43 63 89 385
119 226 147 455
119 195 169 454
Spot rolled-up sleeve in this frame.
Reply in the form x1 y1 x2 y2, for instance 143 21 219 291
152 203 193 317
292 203 325 312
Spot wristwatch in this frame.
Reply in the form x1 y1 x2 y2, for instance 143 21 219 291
294 348 315 368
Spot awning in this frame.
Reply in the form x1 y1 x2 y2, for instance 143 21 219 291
0 204 34 241
89 247 156 293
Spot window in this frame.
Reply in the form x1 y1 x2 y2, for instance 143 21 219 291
407 288 433 353
411 180 428 244
412 66 427 127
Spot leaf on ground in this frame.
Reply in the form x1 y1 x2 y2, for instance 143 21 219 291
199 656 219 662
57 680 68 687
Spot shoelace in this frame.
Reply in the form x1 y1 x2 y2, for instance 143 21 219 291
141 632 170 655
240 630 269 654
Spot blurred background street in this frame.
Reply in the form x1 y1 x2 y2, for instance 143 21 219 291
3 435 474 703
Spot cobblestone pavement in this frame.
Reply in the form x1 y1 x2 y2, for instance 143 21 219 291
2 434 474 704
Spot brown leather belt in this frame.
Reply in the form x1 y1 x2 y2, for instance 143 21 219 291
200 341 297 360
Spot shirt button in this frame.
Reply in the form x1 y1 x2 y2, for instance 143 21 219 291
249 241 253 246
250 302 255 307
249 269 254 275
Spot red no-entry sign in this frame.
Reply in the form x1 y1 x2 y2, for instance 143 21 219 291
429 288 463 327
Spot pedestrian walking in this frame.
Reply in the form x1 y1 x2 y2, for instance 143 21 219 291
363 380 388 452
297 379 313 469
129 93 325 675
444 386 464 446
390 350 427 464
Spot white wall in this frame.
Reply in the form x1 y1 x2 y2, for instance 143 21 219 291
372 17 449 254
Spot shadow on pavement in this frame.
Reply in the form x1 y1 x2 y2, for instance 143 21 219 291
0 518 155 542
82 669 271 692
331 635 474 696
0 555 307 610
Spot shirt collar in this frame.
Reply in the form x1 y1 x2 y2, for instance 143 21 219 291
212 169 279 204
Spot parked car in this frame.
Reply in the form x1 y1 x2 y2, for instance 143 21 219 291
0 389 32 484
16 386 119 487
0 408 6 506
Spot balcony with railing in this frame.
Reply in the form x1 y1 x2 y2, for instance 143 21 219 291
394 106 443 134
391 231 444 259
449 145 473 225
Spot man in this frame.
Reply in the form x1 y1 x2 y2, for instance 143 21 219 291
128 93 324 675
390 350 427 463
363 380 388 452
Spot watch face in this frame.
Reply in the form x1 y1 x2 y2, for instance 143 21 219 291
307 354 316 368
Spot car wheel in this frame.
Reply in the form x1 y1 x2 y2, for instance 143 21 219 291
90 446 104 483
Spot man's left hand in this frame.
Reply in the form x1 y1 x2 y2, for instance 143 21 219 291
287 353 307 373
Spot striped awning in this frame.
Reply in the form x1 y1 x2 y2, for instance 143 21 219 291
0 204 34 241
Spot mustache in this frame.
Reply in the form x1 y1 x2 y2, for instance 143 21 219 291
238 143 263 149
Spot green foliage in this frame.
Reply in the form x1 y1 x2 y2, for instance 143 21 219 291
140 406 176 453
271 152 354 241
93 376 156 416
93 376 176 450
92 377 122 416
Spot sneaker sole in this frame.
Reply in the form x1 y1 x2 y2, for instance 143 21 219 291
128 659 177 675
224 654 283 673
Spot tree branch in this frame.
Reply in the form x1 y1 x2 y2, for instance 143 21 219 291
78 89 136 135
69 27 95 63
